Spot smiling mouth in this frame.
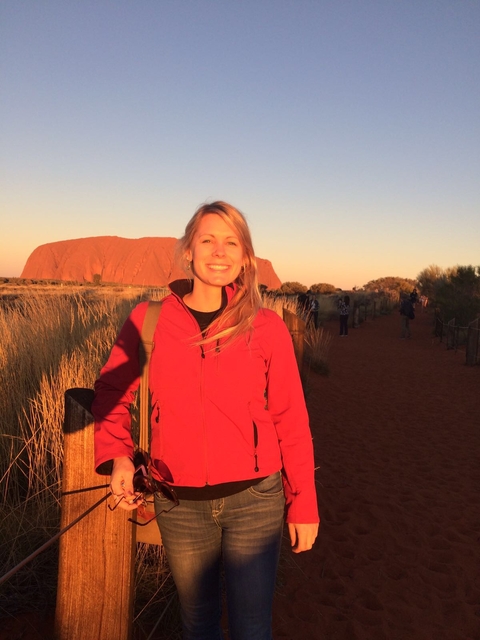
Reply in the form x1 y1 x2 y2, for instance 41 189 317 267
207 265 230 271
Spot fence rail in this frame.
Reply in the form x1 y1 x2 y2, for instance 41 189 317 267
466 317 480 365
434 313 480 366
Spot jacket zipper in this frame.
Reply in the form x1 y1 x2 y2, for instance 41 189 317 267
200 343 210 484
178 294 220 486
253 422 259 473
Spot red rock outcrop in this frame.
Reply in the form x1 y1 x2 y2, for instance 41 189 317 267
21 237 282 290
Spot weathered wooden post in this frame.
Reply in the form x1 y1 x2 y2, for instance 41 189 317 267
446 318 455 350
353 305 360 328
55 388 135 640
283 309 305 369
466 318 480 366
434 311 443 342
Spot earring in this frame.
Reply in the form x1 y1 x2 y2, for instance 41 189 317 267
186 261 191 271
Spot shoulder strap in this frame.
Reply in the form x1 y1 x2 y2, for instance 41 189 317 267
139 301 163 452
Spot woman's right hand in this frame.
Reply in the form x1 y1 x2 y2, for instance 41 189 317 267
110 456 140 511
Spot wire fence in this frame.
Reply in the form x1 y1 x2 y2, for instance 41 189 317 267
434 313 480 365
351 297 394 327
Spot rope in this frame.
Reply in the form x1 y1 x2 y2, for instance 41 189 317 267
62 483 110 495
0 490 111 587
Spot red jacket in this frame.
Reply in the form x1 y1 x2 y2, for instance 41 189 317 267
93 281 319 523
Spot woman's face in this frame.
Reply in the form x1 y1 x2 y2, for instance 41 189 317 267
186 213 245 292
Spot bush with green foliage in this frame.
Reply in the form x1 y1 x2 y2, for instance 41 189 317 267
278 281 308 295
309 283 336 294
416 264 445 299
363 276 416 295
423 265 480 326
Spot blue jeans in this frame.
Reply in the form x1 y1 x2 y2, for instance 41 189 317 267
155 472 285 640
340 314 349 335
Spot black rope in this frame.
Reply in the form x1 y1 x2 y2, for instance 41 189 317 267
0 491 111 587
62 483 110 495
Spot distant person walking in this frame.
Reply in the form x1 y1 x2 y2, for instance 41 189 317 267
339 295 350 337
307 291 319 329
400 294 415 338
297 291 309 320
410 288 418 308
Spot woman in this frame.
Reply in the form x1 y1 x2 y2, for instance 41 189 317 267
93 201 319 640
339 295 350 336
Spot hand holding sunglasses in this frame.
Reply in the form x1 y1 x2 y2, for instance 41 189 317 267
109 449 178 524
108 455 143 512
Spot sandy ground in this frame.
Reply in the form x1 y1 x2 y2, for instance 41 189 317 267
273 308 480 639
2 308 480 639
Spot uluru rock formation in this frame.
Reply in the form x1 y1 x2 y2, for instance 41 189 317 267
21 237 282 290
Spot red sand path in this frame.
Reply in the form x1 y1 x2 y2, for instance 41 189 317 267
273 308 480 639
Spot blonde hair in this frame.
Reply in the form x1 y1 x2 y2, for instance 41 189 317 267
175 201 263 349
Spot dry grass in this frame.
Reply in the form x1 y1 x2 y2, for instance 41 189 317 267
0 284 171 628
261 293 298 317
304 324 332 376
262 294 332 375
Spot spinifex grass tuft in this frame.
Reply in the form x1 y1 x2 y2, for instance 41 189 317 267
0 285 171 625
304 324 332 376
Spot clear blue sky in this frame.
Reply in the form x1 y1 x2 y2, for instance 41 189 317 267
1 0 479 289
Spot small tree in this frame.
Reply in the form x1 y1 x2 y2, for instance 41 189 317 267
416 265 444 299
363 276 416 295
279 282 308 295
435 265 480 325
310 283 336 295
93 274 102 286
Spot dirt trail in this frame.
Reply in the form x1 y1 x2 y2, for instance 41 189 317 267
273 308 480 639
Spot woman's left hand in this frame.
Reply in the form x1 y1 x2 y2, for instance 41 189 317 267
288 523 319 553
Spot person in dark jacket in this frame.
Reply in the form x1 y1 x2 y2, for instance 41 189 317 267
410 288 418 307
297 290 309 319
400 294 415 338
308 291 319 329
339 295 350 336
92 201 319 640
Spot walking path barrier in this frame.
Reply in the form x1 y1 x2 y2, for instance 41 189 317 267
434 313 480 365
283 308 305 367
56 388 135 640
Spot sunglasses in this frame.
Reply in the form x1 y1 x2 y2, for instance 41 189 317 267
109 449 178 525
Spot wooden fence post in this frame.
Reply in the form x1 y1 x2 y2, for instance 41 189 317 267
446 318 455 350
353 306 360 328
55 388 135 640
435 314 443 342
283 309 305 369
466 318 480 366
